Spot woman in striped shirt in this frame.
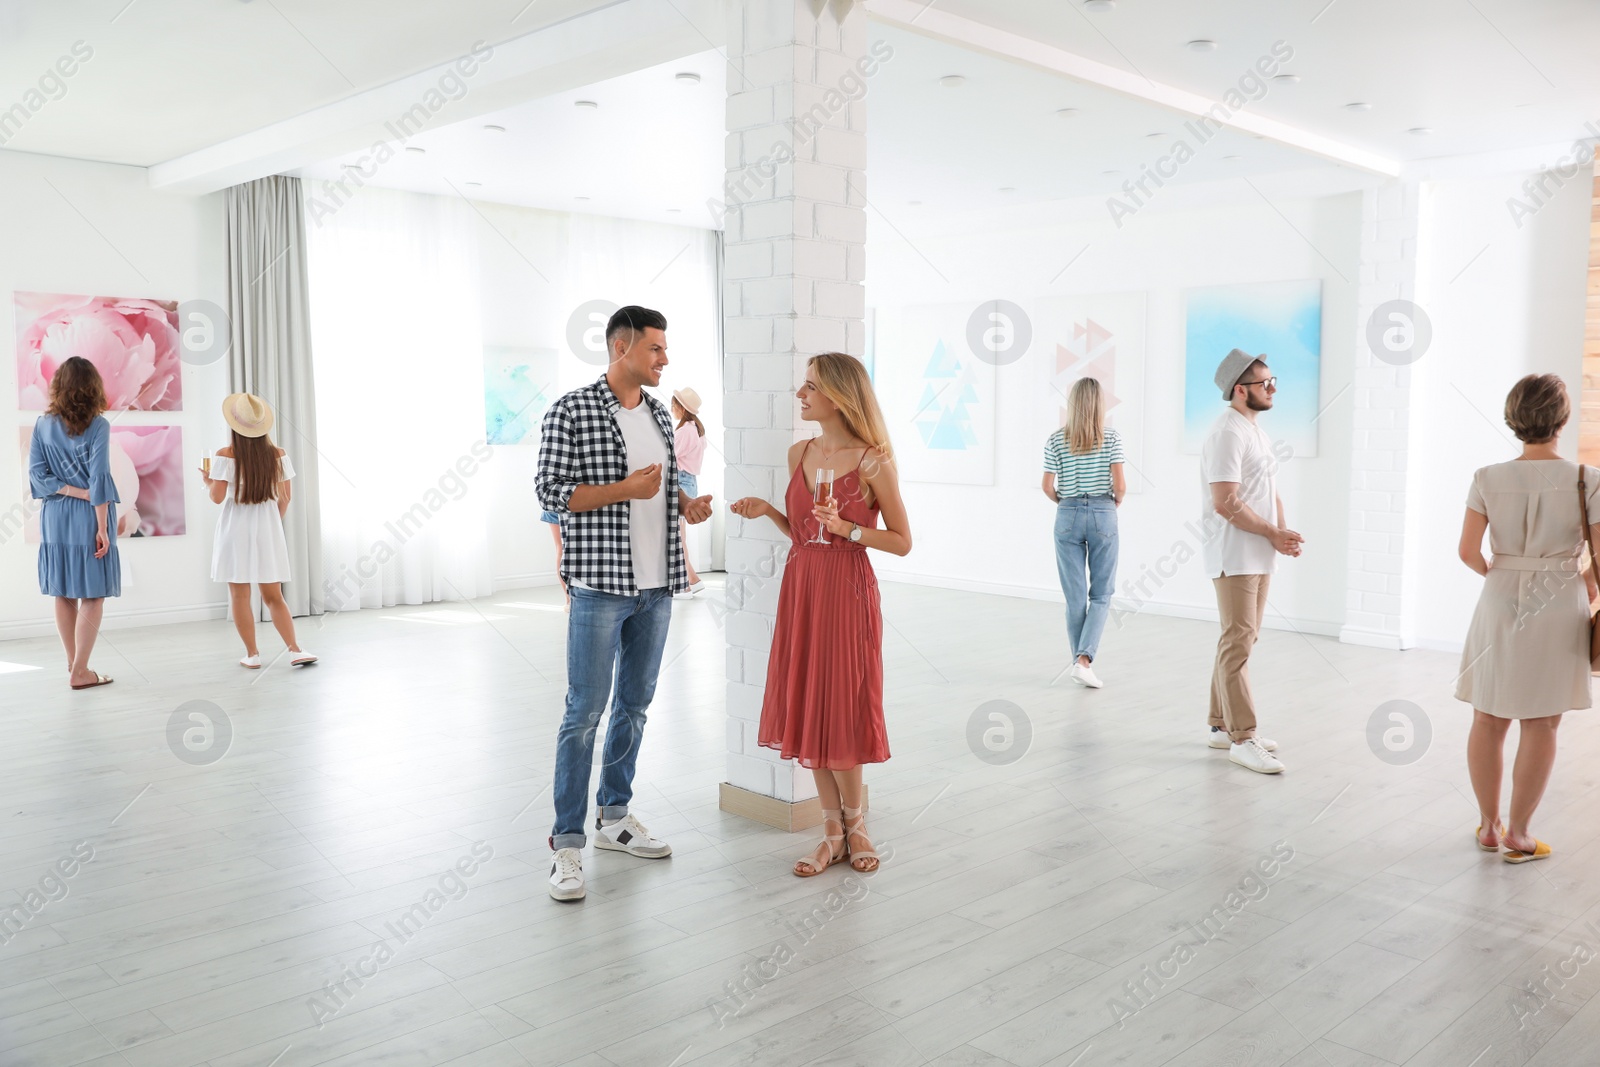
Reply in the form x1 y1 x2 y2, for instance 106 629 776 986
1042 378 1125 688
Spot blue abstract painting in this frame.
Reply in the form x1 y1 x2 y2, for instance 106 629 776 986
484 346 556 446
1183 280 1322 456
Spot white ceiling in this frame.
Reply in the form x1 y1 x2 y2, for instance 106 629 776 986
3 0 1598 223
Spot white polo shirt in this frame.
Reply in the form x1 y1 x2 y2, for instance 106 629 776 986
1200 408 1278 578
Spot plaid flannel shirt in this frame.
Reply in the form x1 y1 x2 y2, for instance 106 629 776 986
536 375 685 596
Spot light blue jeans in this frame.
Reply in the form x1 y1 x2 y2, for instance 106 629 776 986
551 585 672 849
1054 495 1119 662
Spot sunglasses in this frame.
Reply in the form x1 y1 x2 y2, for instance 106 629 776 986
1238 377 1278 389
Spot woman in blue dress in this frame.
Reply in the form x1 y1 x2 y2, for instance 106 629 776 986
29 356 120 690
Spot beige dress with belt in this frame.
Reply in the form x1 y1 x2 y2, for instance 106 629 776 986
1455 459 1599 719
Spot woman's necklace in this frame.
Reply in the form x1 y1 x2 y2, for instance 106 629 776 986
813 437 857 464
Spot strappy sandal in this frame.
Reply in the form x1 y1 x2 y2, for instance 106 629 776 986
794 809 845 877
1475 820 1503 852
842 804 879 873
69 672 113 690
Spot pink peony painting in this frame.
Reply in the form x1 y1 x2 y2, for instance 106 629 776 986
15 291 182 411
17 423 186 541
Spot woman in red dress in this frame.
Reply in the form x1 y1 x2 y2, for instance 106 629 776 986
731 353 912 877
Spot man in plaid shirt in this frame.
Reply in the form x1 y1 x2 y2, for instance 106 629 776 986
537 305 713 901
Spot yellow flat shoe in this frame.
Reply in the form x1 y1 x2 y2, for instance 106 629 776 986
1504 839 1551 864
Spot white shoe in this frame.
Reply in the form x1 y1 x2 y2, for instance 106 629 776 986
1230 738 1285 774
673 590 695 600
548 848 585 901
1069 663 1103 689
239 654 261 669
1208 729 1276 751
689 580 705 594
594 813 672 858
289 650 318 666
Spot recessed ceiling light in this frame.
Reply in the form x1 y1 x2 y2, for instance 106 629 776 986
1084 0 1116 10
1101 169 1123 176
1185 39 1217 52
999 186 1016 193
939 75 966 88
675 72 701 84
1273 74 1300 83
1145 131 1166 138
1056 107 1080 118
482 124 505 134
1222 154 1243 161
1408 126 1433 135
575 195 590 201
667 208 682 213
575 100 598 109
1344 102 1372 112
464 181 482 187
908 200 923 205
405 146 426 155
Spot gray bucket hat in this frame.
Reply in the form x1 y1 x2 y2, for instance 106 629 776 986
1214 348 1263 401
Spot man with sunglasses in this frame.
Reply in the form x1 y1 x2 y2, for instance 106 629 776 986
1201 348 1303 774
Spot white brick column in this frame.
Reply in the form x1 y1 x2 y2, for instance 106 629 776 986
720 0 868 825
1340 181 1426 649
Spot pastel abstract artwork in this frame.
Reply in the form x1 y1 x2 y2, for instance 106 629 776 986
882 304 996 485
16 423 186 542
15 291 182 411
1183 279 1322 456
483 346 556 445
1035 292 1148 493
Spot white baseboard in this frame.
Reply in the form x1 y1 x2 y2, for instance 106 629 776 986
1338 625 1406 650
877 571 1342 638
0 602 228 642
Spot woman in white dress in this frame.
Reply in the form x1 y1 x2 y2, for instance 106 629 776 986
199 393 317 669
1457 375 1597 863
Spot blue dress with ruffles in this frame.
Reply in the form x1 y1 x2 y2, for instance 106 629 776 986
29 414 121 598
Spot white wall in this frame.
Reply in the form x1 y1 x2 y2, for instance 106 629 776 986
1410 168 1591 651
0 151 228 640
866 191 1363 635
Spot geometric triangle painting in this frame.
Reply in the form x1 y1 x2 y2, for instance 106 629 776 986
1035 292 1147 494
915 339 982 451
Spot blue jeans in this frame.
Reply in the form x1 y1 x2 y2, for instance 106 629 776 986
551 586 673 849
1054 496 1118 662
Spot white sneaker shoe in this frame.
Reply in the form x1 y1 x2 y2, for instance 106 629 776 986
1069 663 1103 689
289 650 318 666
239 654 261 669
549 848 585 901
689 580 705 594
594 813 672 858
1230 738 1285 774
1208 729 1276 751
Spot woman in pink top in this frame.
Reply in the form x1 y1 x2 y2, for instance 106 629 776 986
672 387 707 594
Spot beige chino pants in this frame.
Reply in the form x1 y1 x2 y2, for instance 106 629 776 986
1209 573 1270 742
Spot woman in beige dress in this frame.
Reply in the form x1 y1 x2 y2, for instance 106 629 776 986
1457 374 1599 863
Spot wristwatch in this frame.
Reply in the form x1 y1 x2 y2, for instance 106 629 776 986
849 523 863 543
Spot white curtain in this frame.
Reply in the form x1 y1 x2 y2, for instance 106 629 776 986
305 187 492 610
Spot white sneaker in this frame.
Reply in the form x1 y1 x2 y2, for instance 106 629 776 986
673 590 695 600
289 650 318 666
1230 738 1285 774
1069 663 1103 689
594 813 672 858
1208 729 1277 751
689 580 705 594
239 654 261 669
548 848 585 901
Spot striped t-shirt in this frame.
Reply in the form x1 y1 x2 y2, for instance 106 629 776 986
1043 426 1124 498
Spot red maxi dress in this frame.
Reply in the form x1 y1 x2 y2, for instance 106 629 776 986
757 462 890 769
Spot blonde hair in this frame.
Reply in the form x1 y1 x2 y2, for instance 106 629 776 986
1063 377 1106 454
808 353 892 463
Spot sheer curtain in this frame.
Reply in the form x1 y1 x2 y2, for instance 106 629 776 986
305 187 492 610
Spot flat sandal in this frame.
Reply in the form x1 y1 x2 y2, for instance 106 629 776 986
795 809 845 877
842 804 879 873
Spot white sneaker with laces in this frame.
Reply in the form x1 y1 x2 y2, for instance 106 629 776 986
1230 738 1285 774
1209 728 1277 751
1069 663 1103 689
289 650 318 666
594 813 672 858
548 847 585 900
239 654 261 669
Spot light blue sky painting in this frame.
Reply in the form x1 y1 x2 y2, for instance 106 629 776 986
1183 279 1322 456
484 346 556 445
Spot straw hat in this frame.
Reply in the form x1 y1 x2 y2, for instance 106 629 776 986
672 387 702 415
222 393 274 437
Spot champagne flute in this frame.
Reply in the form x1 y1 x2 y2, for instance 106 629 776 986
810 468 835 545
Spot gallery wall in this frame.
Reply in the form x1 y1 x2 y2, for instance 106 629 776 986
0 150 228 640
865 189 1363 636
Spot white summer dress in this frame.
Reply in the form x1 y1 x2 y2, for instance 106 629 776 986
210 453 294 584
1455 459 1599 719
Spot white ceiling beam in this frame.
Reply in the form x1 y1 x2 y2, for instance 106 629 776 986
148 0 724 194
866 0 1402 179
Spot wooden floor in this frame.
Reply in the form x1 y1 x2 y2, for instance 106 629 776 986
3 576 1600 1066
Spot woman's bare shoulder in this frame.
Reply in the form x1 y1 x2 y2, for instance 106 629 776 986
217 446 234 458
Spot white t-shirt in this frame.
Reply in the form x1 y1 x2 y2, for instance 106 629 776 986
615 400 669 590
1200 408 1278 578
